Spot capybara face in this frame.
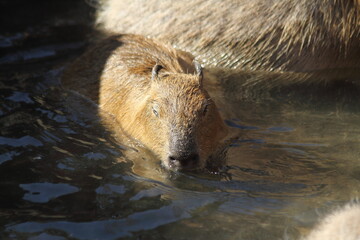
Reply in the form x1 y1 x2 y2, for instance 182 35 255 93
138 72 227 171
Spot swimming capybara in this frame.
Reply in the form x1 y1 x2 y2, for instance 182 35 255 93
62 34 228 171
303 203 360 240
97 0 360 72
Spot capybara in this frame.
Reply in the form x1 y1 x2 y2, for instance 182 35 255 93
303 203 360 240
62 34 228 171
97 0 360 72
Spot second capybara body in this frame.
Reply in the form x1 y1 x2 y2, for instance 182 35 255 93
97 0 360 73
303 203 360 240
62 34 228 171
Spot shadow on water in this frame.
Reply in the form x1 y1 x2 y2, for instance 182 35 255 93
1 1 360 240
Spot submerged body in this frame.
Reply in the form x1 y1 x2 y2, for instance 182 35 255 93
62 34 228 171
97 0 360 72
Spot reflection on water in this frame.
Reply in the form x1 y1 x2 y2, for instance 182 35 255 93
1 1 360 240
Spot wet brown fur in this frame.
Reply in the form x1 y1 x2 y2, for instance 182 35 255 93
62 34 228 170
97 0 360 72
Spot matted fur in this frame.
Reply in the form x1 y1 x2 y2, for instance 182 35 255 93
97 0 360 72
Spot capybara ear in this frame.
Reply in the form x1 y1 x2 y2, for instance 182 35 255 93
151 64 163 81
194 60 203 87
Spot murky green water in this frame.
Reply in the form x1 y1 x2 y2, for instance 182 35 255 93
1 1 360 240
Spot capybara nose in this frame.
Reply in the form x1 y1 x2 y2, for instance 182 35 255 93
168 153 199 169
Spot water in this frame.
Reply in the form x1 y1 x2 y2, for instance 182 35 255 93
1 1 360 240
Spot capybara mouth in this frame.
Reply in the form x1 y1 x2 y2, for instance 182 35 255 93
166 151 202 171
167 158 201 172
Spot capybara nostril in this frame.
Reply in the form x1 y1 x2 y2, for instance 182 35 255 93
168 153 199 169
184 153 199 165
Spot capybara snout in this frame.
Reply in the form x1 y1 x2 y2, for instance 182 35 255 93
167 132 199 170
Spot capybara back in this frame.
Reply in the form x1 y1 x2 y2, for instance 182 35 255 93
97 0 360 72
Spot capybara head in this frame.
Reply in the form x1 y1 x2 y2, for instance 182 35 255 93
63 34 228 171
135 63 227 171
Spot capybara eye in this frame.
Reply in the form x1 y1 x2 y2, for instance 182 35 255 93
152 108 159 117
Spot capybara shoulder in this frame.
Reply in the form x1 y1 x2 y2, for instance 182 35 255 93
62 34 228 171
